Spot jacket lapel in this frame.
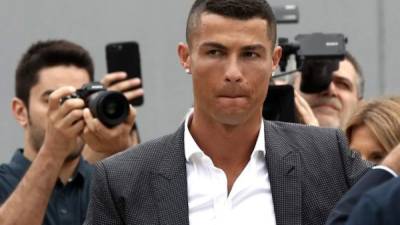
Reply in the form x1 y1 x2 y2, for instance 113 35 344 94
152 124 190 225
264 121 302 225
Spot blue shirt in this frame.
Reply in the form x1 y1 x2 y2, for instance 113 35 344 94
0 149 94 225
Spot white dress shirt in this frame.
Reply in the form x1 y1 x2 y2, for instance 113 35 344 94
184 112 276 225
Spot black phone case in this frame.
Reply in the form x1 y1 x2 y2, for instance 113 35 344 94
262 85 296 123
106 41 143 106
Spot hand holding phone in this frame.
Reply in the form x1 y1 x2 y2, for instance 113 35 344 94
106 41 144 106
263 85 296 122
101 72 143 103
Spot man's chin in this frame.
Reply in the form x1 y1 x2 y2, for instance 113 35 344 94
64 152 81 163
316 115 340 129
313 105 339 114
214 111 252 126
64 144 85 163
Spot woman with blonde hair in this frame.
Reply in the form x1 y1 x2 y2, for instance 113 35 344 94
346 97 400 163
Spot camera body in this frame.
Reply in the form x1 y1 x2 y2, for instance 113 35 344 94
279 33 347 93
63 82 129 127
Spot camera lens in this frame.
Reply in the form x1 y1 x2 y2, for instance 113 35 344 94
102 96 125 120
87 91 129 127
104 102 118 118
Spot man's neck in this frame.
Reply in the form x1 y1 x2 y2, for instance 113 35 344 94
189 111 262 193
58 158 81 184
189 112 261 167
23 145 81 185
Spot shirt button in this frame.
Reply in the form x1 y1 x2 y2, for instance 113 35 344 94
60 209 68 214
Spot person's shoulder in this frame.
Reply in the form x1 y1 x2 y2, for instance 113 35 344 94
265 120 348 158
266 120 340 140
106 131 178 161
91 129 184 190
99 127 183 174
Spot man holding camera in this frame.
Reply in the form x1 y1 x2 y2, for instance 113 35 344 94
294 52 364 129
0 40 142 225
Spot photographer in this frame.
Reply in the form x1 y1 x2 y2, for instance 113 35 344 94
0 40 141 225
294 51 364 129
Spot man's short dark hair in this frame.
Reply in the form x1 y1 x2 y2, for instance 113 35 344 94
344 51 364 99
15 40 94 107
186 0 277 47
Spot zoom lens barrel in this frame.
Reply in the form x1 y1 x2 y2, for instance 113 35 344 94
86 90 129 127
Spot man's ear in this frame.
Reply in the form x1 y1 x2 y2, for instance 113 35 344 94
12 97 29 128
272 46 282 71
177 42 192 74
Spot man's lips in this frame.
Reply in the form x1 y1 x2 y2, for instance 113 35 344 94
313 104 340 111
218 95 246 98
217 95 248 104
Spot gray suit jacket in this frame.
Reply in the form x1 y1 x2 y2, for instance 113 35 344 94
84 121 370 225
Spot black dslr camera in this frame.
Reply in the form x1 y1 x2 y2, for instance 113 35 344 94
61 82 129 127
279 33 347 93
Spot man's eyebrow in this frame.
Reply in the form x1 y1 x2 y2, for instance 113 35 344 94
199 42 267 52
242 44 266 51
333 74 352 83
200 42 227 50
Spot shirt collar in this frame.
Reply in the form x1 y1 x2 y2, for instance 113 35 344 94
184 109 266 162
253 119 266 158
74 157 93 183
184 108 205 161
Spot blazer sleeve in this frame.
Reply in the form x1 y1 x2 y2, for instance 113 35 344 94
335 130 372 187
84 161 124 225
325 167 394 225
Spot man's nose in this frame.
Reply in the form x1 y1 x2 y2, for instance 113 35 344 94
320 81 338 96
224 57 243 83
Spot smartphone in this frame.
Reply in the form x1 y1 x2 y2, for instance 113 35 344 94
262 85 297 123
106 41 143 106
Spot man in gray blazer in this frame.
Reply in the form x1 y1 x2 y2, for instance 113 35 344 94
84 0 374 224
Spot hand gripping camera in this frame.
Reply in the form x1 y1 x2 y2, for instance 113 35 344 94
62 82 129 127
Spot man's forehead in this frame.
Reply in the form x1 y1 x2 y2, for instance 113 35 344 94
198 12 269 31
34 66 90 90
192 13 271 46
333 59 359 84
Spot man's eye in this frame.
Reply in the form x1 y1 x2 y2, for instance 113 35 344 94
242 51 259 58
335 81 351 90
207 49 223 56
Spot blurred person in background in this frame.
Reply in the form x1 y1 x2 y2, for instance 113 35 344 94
345 97 400 163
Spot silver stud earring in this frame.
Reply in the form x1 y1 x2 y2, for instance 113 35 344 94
185 68 191 74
